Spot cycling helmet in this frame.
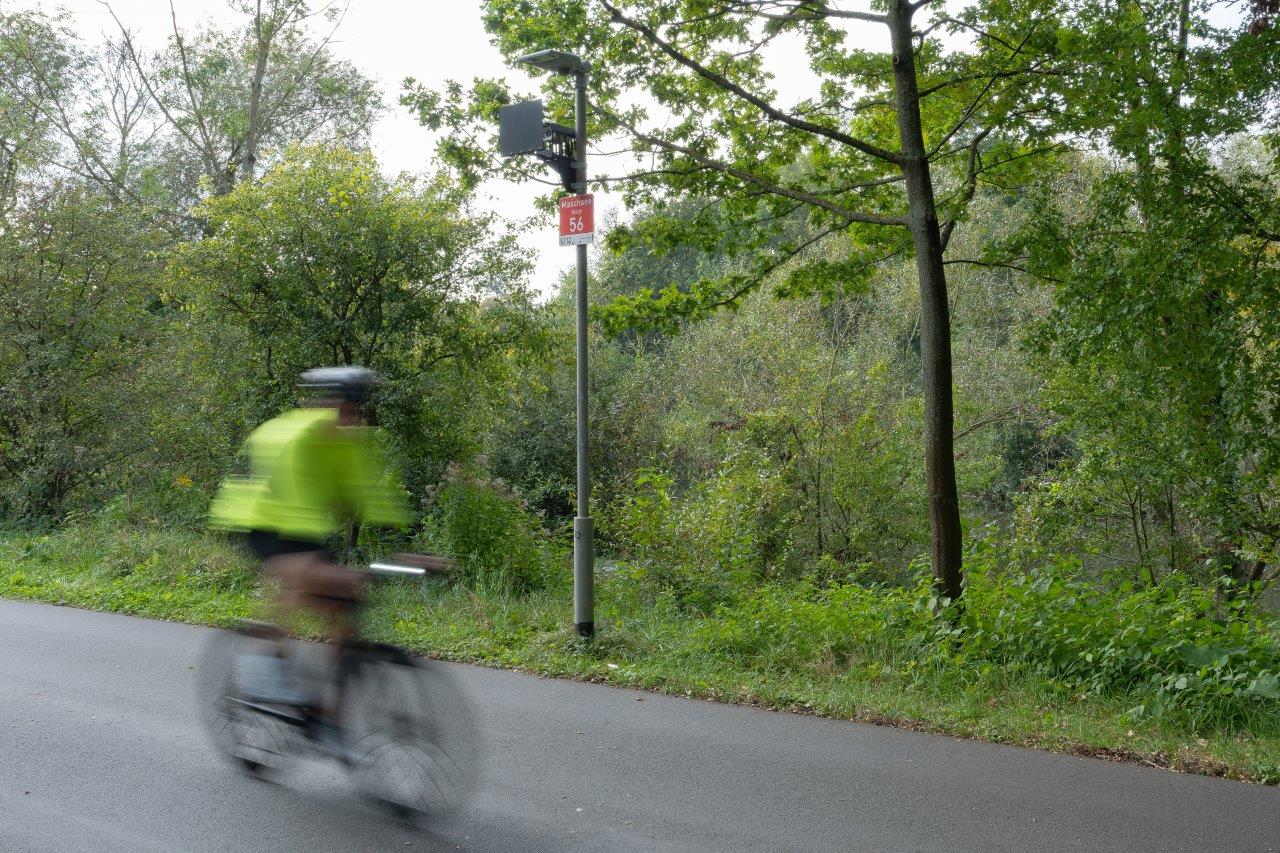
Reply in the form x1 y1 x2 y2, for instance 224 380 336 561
298 366 378 403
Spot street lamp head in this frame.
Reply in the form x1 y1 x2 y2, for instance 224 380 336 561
518 49 584 75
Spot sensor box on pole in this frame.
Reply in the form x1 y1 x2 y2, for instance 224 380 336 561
498 100 546 156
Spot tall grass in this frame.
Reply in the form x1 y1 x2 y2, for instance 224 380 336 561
2 522 1278 783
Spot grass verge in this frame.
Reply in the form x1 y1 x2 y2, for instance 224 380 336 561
1 523 1277 785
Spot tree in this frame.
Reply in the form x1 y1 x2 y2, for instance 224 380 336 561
169 144 542 494
0 6 79 217
410 0 1061 601
1004 1 1280 596
0 9 176 219
0 180 167 521
108 0 381 197
1 0 380 218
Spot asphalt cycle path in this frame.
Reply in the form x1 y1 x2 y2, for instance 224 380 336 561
1 598 1277 852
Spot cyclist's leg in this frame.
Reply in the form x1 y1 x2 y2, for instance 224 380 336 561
243 548 318 701
246 533 363 725
296 556 366 727
248 530 310 629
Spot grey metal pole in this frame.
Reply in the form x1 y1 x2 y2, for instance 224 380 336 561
572 67 594 638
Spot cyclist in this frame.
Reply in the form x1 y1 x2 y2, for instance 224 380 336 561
209 366 408 753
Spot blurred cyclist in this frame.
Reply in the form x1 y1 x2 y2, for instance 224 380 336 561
209 366 408 753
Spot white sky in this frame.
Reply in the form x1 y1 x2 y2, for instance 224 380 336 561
28 1 888 293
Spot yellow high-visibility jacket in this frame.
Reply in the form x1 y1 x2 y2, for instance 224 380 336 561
209 407 408 542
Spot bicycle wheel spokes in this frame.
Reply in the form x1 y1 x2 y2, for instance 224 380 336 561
343 653 479 818
214 695 295 768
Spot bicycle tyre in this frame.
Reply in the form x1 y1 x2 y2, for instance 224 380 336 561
338 643 480 819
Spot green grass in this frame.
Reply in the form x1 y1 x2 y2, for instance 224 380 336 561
2 523 1277 786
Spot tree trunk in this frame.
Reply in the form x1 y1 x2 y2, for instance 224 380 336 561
239 2 270 185
888 0 964 603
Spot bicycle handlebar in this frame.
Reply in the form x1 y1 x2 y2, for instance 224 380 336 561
368 562 427 578
367 554 456 579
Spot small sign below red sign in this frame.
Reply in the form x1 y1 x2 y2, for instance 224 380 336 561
558 193 595 246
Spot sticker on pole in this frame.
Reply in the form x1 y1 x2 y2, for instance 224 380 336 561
558 193 595 246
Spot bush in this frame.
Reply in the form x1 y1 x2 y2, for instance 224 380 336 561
76 475 212 531
423 461 565 593
603 457 792 611
956 555 1280 730
691 577 937 673
657 533 1280 731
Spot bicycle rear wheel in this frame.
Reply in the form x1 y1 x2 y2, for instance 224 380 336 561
340 644 480 819
197 623 303 776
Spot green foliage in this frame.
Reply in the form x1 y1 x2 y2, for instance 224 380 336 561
604 458 791 610
486 277 669 523
0 522 256 624
422 461 566 594
580 248 1033 582
0 6 79 212
1016 159 1280 588
957 556 1280 731
170 143 543 498
977 0 1280 589
83 478 212 532
173 144 531 385
690 578 935 674
421 0 1055 324
0 180 170 521
139 0 382 203
675 548 1280 732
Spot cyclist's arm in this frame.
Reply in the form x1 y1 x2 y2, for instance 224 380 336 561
343 428 409 530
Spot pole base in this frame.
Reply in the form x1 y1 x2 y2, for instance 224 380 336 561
573 515 594 635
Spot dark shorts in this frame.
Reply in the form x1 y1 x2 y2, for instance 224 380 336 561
244 529 334 564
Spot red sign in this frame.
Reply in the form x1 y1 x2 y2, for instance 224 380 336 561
558 193 595 246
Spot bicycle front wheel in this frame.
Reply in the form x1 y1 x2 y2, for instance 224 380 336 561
340 644 480 819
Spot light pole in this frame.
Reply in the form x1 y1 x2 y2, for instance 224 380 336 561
517 50 594 638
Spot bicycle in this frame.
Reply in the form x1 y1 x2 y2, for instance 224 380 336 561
197 558 478 821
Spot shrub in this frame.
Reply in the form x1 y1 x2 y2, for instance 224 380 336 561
78 475 212 532
955 546 1280 730
690 577 936 672
604 457 792 611
423 461 564 593
667 533 1280 731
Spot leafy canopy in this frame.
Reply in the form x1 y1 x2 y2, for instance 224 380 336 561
408 0 1060 331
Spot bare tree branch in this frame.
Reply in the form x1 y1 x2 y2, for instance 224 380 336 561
166 1 221 174
102 4 213 177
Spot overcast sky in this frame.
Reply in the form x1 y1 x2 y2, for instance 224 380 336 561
27 2 890 292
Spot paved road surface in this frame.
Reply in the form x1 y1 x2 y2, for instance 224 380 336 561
0 599 1276 851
